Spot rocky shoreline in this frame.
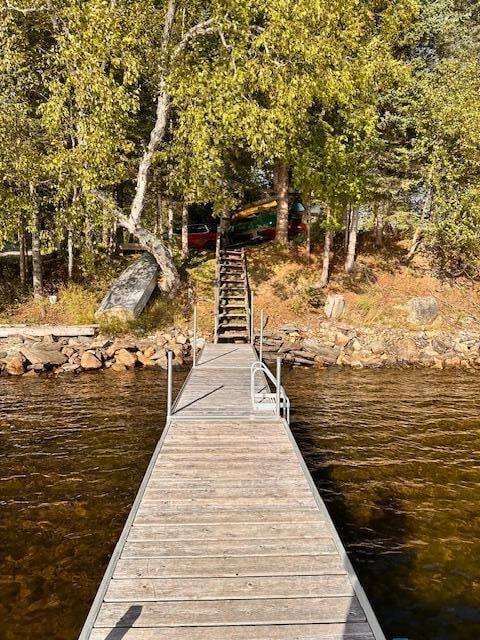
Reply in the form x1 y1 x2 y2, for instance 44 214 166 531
0 329 199 377
259 322 480 370
1 321 480 377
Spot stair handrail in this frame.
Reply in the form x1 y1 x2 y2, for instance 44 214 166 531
214 234 221 343
250 360 290 423
242 247 253 343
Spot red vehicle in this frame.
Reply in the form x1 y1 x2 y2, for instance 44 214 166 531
186 224 217 251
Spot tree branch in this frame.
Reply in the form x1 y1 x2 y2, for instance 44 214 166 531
173 18 216 58
5 1 47 13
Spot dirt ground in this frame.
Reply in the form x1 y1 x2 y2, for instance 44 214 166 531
2 238 479 337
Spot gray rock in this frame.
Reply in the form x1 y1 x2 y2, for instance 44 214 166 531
62 363 80 373
291 350 317 360
408 296 439 325
20 344 67 366
324 294 345 320
280 324 299 333
302 339 339 364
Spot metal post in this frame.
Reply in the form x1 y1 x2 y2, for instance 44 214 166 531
259 309 264 362
193 305 197 367
276 356 281 417
250 291 254 345
167 351 173 418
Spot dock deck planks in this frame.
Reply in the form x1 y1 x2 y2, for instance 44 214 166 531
79 344 385 640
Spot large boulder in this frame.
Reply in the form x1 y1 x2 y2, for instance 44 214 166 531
5 355 25 376
20 344 67 367
115 348 138 368
408 296 439 325
324 294 345 320
80 351 102 370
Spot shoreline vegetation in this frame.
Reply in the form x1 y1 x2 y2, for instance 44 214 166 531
2 241 480 377
1 1 479 377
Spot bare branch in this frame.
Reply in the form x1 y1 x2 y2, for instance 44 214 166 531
219 30 237 77
173 17 216 58
5 1 47 13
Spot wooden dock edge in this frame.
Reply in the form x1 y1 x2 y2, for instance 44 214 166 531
77 417 176 640
279 417 387 640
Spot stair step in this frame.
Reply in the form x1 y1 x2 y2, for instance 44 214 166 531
218 331 249 339
219 312 247 318
220 298 246 303
220 302 246 313
220 293 245 298
220 287 244 291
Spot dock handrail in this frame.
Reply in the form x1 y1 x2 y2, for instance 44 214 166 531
250 358 290 423
242 247 253 344
213 235 221 342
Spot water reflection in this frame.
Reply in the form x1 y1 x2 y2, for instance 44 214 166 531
0 367 479 639
283 367 480 640
0 369 186 640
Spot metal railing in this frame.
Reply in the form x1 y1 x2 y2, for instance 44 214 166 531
259 308 264 362
242 248 253 344
167 304 199 418
167 350 173 418
214 235 221 342
250 357 290 423
192 304 198 367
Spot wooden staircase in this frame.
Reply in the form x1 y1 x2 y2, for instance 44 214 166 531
215 246 250 343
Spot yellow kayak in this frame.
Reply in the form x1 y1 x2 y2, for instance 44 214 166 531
232 199 277 221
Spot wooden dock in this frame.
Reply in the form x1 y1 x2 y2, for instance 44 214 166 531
79 343 385 640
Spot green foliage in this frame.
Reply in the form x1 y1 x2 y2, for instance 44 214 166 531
1 0 479 288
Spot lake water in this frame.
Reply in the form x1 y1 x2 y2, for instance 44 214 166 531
1 368 479 639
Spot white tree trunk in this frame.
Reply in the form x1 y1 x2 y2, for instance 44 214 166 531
67 228 74 279
31 210 43 299
130 87 171 227
18 220 27 287
319 229 332 287
168 199 174 244
274 160 289 245
345 208 359 273
374 203 384 248
181 203 189 260
107 0 179 290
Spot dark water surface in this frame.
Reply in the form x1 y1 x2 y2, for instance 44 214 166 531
0 368 479 639
282 367 480 640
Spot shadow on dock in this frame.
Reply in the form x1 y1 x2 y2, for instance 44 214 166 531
104 604 142 639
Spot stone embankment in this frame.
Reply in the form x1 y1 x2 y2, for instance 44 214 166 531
2 321 480 376
258 322 480 370
0 329 200 377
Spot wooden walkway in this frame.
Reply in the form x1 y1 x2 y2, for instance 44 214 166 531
79 344 385 640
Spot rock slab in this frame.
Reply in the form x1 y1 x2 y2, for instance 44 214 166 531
96 253 159 321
